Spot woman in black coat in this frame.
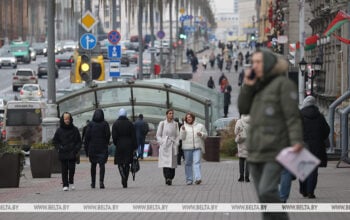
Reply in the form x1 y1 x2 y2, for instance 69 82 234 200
85 109 111 189
300 96 330 198
53 112 82 191
112 108 137 188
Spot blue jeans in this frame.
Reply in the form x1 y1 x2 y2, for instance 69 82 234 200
183 149 201 183
279 169 294 202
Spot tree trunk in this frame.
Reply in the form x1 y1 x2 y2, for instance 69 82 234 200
138 0 144 79
168 0 173 73
150 0 155 78
159 0 164 73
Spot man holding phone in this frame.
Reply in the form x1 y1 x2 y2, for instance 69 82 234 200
238 48 303 220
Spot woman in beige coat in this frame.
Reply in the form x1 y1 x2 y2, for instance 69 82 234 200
234 114 250 182
156 109 179 186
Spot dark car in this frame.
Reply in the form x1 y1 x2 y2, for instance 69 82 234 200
31 42 46 55
37 62 59 78
55 54 74 68
121 55 130 67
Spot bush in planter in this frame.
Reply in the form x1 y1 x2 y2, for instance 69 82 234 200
30 142 54 178
219 119 238 157
0 141 25 188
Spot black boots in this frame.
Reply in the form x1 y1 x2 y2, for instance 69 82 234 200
118 164 130 188
91 163 105 189
238 176 244 182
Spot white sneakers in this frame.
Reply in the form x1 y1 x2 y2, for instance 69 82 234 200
62 185 75 191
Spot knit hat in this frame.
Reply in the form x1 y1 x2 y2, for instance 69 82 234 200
258 48 277 74
302 96 316 108
119 108 127 117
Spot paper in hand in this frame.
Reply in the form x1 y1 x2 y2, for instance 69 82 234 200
276 147 320 182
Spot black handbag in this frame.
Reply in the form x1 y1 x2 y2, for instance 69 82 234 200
130 152 140 181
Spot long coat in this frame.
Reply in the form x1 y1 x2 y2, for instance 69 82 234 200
234 115 250 158
53 114 82 161
112 116 137 165
156 120 179 168
301 105 330 167
85 109 111 164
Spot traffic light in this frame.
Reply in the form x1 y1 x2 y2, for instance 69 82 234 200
70 55 105 83
80 54 90 82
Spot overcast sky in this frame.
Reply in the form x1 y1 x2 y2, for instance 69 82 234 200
213 0 234 12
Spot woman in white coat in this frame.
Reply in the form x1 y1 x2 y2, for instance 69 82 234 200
234 114 250 182
156 109 179 186
180 112 207 185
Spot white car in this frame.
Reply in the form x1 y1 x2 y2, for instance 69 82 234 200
19 84 44 101
0 48 17 69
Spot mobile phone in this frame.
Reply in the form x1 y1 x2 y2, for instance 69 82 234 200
248 69 256 80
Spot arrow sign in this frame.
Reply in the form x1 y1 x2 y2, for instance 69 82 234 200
80 33 97 50
108 45 121 59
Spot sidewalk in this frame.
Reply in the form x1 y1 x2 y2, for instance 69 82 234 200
0 160 349 220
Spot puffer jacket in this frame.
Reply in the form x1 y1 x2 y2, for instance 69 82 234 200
234 115 250 158
237 48 303 162
180 121 208 153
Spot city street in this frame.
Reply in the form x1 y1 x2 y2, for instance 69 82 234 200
0 53 138 101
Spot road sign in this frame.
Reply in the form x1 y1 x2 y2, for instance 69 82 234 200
109 61 120 77
79 10 98 32
157 30 165 39
107 30 121 45
179 8 185 14
80 33 97 50
108 45 121 59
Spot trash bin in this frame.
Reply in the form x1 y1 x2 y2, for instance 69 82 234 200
203 136 220 162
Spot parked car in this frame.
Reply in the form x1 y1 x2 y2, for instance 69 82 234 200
124 50 138 64
55 54 74 68
12 69 38 91
0 48 17 69
19 84 44 101
37 62 59 78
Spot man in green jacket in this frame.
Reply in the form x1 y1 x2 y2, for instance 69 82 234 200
238 48 303 220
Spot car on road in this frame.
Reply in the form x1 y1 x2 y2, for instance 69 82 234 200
124 50 138 64
19 84 44 101
12 68 38 91
37 62 59 78
121 55 130 67
31 42 46 55
0 48 17 69
55 54 74 68
29 47 36 61
62 40 77 52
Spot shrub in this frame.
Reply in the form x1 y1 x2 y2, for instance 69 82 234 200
31 141 54 150
219 119 238 157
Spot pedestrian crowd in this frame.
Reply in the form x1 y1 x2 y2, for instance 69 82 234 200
53 108 207 191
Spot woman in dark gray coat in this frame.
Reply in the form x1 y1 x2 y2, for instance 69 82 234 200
112 108 137 188
85 109 111 189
